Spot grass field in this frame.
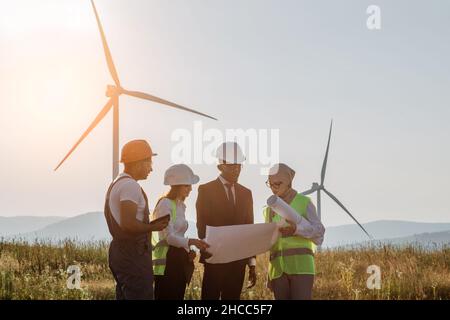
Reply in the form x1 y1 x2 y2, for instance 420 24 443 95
0 240 449 300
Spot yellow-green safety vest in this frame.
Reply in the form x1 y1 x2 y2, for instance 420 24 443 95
263 193 316 280
152 199 177 276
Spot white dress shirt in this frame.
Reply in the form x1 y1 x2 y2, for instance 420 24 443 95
218 175 256 267
153 198 190 252
218 175 236 203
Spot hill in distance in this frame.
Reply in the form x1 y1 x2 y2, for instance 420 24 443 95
0 216 66 237
1 213 449 248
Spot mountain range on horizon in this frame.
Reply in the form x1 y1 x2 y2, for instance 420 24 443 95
1 213 449 249
0 216 66 237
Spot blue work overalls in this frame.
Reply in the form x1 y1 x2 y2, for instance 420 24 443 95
104 176 153 300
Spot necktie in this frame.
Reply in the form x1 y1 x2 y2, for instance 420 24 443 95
224 183 235 207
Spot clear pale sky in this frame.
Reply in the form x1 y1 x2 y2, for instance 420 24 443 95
1 0 449 226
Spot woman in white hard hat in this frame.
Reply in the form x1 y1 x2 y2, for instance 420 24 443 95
152 164 210 300
264 163 325 300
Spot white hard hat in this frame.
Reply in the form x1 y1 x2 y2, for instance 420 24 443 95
164 164 200 186
215 142 246 164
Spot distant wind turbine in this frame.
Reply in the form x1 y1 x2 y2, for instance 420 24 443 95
55 0 217 179
302 121 372 239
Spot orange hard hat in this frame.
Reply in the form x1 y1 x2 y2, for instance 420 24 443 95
120 139 157 164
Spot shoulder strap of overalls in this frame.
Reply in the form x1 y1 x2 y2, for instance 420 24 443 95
105 175 150 226
140 188 150 224
106 176 132 200
104 175 136 240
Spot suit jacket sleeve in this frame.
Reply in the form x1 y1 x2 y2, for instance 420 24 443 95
196 184 208 239
247 190 254 225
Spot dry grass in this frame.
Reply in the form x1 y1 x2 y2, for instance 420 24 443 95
0 239 448 300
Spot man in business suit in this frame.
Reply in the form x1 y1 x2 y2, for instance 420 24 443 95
196 141 257 300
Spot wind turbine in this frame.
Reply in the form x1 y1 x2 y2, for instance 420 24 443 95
302 121 372 239
54 0 217 179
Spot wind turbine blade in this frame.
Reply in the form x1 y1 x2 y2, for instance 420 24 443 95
322 188 372 239
301 188 316 196
54 99 114 171
320 120 333 185
123 89 218 120
91 0 121 87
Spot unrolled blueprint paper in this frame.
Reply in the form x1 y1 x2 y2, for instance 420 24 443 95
205 222 279 264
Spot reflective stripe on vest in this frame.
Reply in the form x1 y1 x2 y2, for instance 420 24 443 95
270 247 314 261
263 193 316 280
152 199 177 275
152 258 166 266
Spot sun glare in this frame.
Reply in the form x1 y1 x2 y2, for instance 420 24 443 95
1 0 91 34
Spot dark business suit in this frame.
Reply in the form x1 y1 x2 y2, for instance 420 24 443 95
196 177 254 300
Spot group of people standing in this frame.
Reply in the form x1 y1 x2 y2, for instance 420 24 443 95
104 139 325 300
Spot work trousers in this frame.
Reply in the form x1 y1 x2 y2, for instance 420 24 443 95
155 246 193 300
108 239 154 300
271 273 314 300
201 260 247 300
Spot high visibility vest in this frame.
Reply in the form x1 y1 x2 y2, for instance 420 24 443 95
152 199 177 276
263 193 316 280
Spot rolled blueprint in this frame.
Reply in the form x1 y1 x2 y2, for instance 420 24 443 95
266 194 302 224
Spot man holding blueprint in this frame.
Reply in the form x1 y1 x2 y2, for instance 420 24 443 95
196 142 257 300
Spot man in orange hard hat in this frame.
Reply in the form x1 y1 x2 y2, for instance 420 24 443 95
104 139 169 300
